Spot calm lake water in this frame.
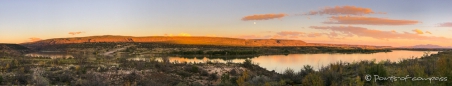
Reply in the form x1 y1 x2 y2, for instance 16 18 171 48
161 50 438 73
27 50 439 73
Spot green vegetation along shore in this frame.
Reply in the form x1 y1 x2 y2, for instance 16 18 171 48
0 47 451 85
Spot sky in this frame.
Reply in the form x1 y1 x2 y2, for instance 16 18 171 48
1 0 452 47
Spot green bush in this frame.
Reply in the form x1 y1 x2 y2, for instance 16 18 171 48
0 75 2 85
302 73 324 86
366 64 387 85
243 59 253 68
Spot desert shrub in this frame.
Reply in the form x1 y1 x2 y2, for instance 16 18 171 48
302 73 324 86
192 82 203 86
191 66 199 73
243 59 253 68
281 68 296 84
0 75 3 85
44 70 74 85
177 71 192 78
248 75 271 86
200 69 209 76
218 73 234 86
32 75 50 86
237 70 250 86
175 82 189 86
10 73 31 85
230 69 238 76
436 56 452 85
81 72 109 86
366 64 387 85
183 65 199 73
208 72 218 80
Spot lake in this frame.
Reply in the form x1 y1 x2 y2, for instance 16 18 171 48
27 50 439 73
159 50 438 73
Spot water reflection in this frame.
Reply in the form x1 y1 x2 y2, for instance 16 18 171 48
25 52 74 59
160 50 438 73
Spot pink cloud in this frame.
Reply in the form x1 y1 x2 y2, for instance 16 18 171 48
306 6 382 15
324 16 419 25
307 33 323 37
277 31 305 36
425 31 432 34
69 31 85 35
242 13 287 21
237 35 272 39
438 22 452 27
310 26 450 41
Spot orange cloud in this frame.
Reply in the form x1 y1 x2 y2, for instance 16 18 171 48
324 16 419 25
178 33 191 36
29 37 41 42
277 31 304 36
425 31 432 34
412 29 424 34
237 35 271 39
307 33 323 37
306 6 382 15
164 33 192 37
310 26 450 41
68 31 85 35
242 13 287 21
391 30 397 33
438 22 452 27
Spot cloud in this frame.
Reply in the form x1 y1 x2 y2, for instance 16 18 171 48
164 34 173 36
438 22 452 27
425 31 432 34
29 37 41 42
324 16 419 25
310 26 450 41
277 31 305 36
68 31 85 35
307 33 323 37
178 33 191 36
412 29 424 34
242 13 287 21
306 6 383 15
237 35 272 39
164 33 192 37
391 30 397 33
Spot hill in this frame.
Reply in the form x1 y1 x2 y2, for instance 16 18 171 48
0 43 33 56
20 35 307 48
409 44 450 48
20 35 390 50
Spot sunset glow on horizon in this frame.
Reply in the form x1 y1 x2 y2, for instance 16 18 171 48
1 0 452 47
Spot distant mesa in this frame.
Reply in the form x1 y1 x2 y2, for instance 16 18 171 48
20 35 308 46
19 35 390 49
406 44 451 49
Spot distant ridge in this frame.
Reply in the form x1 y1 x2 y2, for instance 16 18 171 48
0 43 32 55
403 44 451 49
20 35 391 49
